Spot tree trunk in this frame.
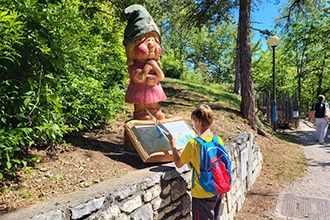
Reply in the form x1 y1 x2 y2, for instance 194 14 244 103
234 27 241 95
238 0 256 129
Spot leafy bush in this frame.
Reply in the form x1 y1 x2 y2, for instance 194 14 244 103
0 0 127 178
161 54 184 79
0 10 23 65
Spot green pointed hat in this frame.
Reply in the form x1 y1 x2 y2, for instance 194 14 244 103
121 4 161 46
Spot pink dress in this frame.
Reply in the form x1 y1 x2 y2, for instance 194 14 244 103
125 61 167 104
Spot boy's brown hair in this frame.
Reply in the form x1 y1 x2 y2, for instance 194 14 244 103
191 104 214 128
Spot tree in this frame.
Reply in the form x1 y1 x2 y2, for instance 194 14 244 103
182 0 256 129
275 0 330 107
234 26 241 95
238 0 256 129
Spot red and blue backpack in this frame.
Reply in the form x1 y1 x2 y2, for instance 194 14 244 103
192 135 232 195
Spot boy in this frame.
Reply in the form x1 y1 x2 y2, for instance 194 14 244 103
168 104 225 220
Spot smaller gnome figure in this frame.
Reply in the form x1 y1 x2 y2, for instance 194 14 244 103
122 4 166 120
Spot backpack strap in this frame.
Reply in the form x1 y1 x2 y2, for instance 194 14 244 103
192 138 201 189
194 135 218 168
192 166 198 189
192 136 212 189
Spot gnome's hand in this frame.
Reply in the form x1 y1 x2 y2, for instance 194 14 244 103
147 60 164 80
135 63 152 84
145 60 164 86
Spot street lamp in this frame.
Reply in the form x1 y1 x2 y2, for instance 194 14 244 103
268 36 280 131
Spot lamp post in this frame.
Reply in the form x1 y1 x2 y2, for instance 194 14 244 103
268 36 280 131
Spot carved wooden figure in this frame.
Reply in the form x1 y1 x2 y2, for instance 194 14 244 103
122 4 166 120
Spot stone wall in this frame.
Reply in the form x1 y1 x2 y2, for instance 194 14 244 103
2 132 262 220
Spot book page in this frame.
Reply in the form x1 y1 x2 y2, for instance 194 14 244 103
133 125 171 154
162 120 196 150
132 119 196 154
129 119 196 155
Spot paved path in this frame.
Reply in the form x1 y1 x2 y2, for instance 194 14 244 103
276 120 330 220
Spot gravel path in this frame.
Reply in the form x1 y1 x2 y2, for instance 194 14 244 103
276 120 330 219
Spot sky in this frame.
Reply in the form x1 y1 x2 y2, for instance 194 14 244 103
250 1 285 49
251 1 283 32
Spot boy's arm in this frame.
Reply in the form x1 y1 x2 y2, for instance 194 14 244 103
168 135 184 168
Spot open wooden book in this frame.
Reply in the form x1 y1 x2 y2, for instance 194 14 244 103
124 116 196 163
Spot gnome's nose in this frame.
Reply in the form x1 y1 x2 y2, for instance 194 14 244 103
146 39 156 53
146 37 155 45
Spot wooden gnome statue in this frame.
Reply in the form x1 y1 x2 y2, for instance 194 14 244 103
121 4 166 120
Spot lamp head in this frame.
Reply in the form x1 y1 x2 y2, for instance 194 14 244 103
268 36 280 47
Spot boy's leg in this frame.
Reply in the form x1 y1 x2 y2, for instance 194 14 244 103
213 195 222 220
192 196 222 220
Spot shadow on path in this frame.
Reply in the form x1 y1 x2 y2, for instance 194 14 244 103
275 119 330 220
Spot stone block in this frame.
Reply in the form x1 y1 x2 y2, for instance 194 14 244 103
171 178 187 201
140 175 161 190
131 203 153 220
120 195 142 213
161 182 171 195
181 194 191 216
69 197 105 220
113 185 137 201
101 205 120 219
162 168 180 181
115 213 130 220
151 195 171 210
143 185 161 202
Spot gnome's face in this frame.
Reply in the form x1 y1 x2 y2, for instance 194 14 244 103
135 32 162 62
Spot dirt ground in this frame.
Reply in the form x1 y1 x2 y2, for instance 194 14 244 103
0 83 305 219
